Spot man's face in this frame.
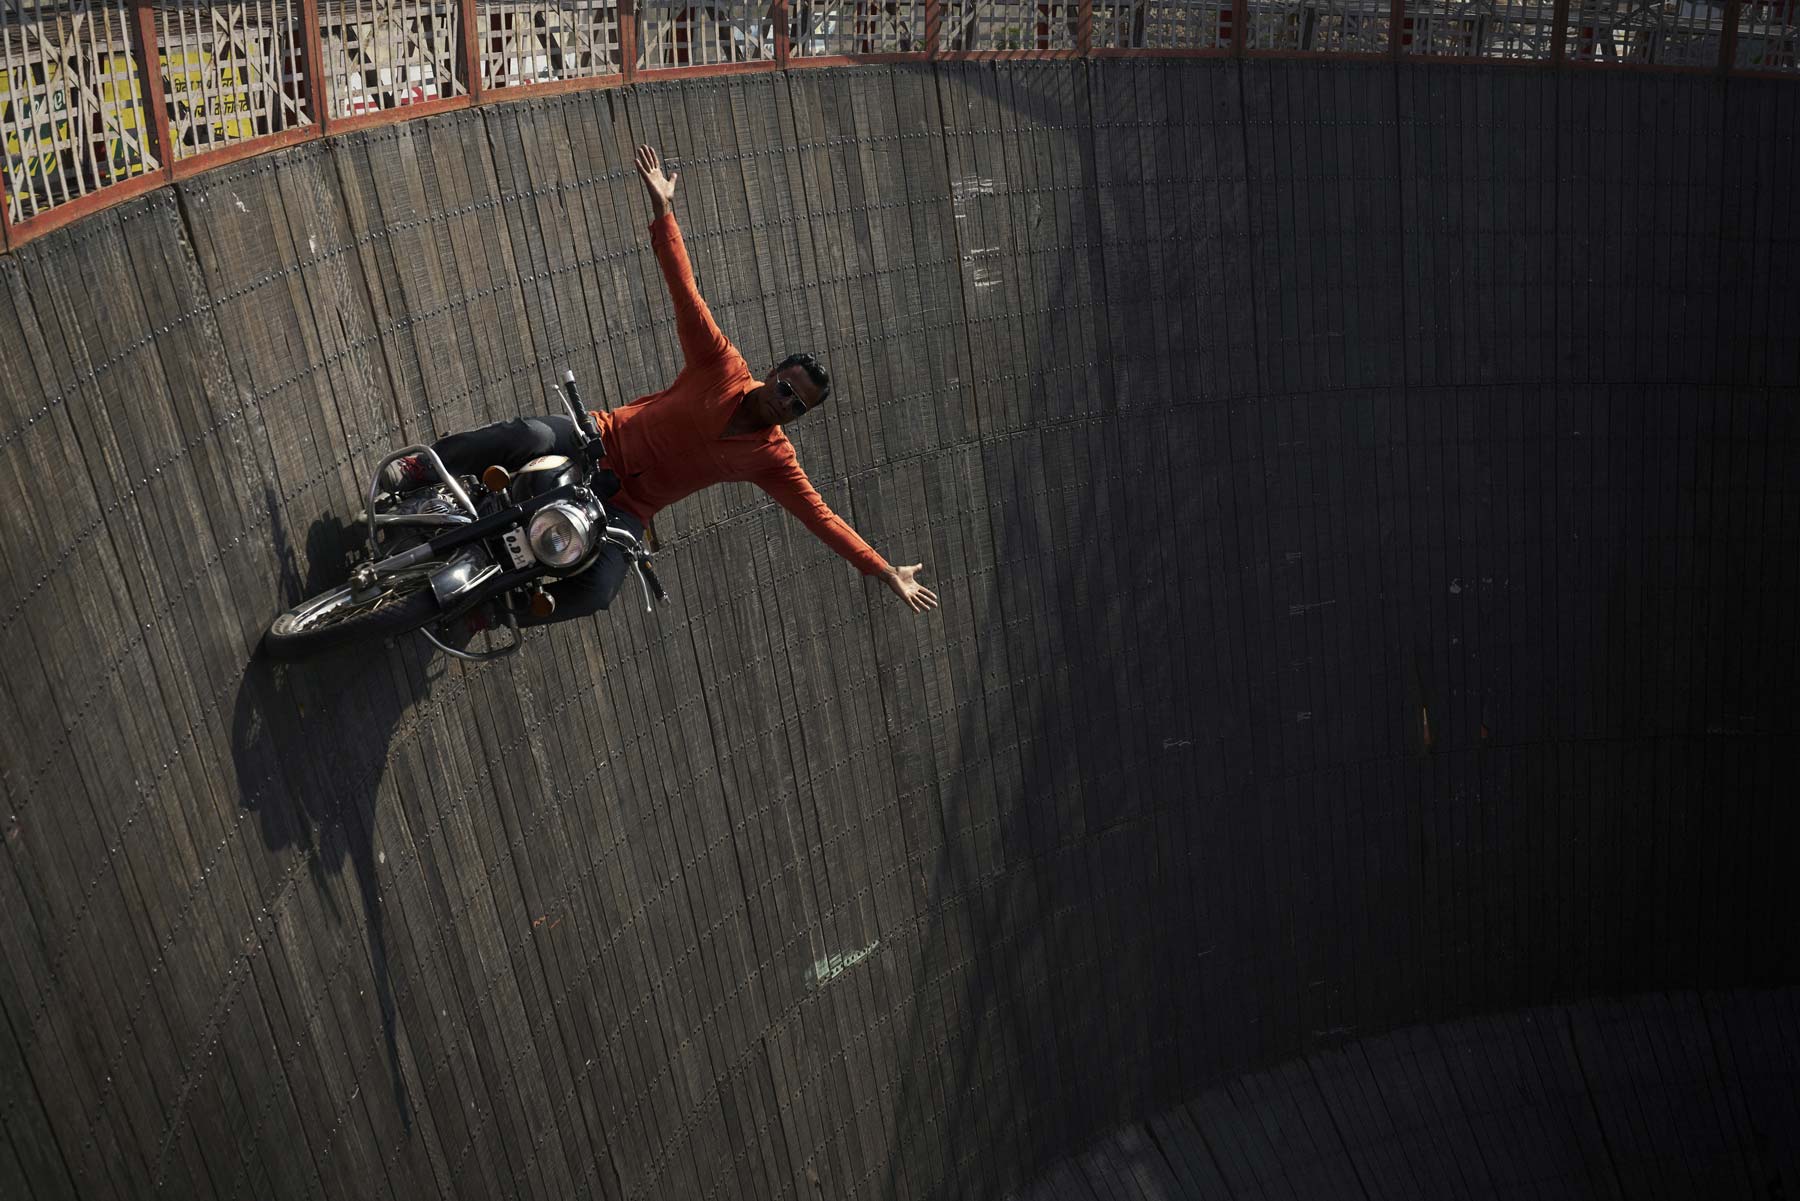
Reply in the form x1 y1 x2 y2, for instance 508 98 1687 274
751 364 823 428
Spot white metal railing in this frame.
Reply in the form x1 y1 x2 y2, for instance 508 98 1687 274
0 0 1792 239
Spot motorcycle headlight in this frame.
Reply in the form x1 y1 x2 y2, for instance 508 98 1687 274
527 503 593 570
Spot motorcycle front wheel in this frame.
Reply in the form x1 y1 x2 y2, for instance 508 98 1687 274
263 565 441 659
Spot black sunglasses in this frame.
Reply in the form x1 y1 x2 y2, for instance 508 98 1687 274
776 377 808 420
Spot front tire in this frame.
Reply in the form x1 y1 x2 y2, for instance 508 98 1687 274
263 566 441 659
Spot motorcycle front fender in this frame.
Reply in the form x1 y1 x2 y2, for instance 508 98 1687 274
431 558 503 607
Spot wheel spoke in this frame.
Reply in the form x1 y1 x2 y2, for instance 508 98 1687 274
287 568 436 634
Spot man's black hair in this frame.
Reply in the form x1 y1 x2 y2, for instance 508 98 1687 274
777 352 831 405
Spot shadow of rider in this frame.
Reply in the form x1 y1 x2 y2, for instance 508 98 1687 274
231 493 429 1135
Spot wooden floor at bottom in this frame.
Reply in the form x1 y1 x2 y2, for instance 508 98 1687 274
1013 988 1800 1201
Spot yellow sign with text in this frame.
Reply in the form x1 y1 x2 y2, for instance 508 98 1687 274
2 51 153 207
162 47 267 147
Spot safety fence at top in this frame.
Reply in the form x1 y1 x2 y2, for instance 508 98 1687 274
0 0 1794 244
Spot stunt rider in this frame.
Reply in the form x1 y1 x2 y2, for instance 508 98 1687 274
383 145 940 624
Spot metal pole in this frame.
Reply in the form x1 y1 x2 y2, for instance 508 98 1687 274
129 0 174 179
1719 0 1741 71
925 0 940 56
1551 0 1570 63
774 0 789 66
1078 0 1092 55
621 0 637 80
461 0 482 100
301 0 331 130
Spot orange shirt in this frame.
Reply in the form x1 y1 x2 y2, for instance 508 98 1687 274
595 214 889 578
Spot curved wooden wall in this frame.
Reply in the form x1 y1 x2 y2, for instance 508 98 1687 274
0 59 1795 1201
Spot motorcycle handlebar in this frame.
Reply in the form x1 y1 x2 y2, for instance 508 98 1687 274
641 562 667 604
558 369 601 441
554 369 663 609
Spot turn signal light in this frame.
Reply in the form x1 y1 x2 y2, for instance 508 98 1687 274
482 465 513 493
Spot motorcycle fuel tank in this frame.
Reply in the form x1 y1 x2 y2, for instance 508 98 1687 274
511 455 580 499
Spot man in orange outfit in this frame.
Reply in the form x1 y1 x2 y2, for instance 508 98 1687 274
385 145 939 622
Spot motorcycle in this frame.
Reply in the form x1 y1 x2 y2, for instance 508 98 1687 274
263 372 664 661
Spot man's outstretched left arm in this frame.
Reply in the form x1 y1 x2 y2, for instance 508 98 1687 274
760 458 939 614
635 144 733 370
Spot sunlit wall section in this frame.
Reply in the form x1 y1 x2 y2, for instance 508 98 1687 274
1402 0 1559 56
788 0 930 56
476 0 621 88
0 0 158 222
317 0 464 118
635 0 774 67
155 0 312 159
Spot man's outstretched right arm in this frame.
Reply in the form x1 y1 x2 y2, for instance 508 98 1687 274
759 455 941 614
635 144 730 367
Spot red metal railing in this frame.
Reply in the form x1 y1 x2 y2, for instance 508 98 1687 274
0 0 1791 250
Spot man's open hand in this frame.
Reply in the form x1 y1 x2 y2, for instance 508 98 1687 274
635 144 678 218
886 564 939 614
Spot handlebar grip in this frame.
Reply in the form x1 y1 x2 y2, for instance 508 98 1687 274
557 369 601 441
641 563 667 603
